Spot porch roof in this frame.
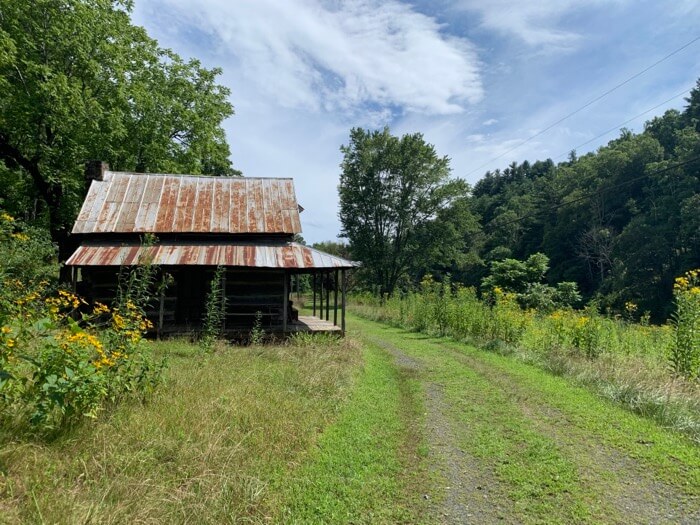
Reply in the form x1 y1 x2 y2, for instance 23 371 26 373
66 241 358 270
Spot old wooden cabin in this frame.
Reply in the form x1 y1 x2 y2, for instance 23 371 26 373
65 162 356 336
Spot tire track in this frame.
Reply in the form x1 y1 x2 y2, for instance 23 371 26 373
365 327 700 524
436 343 700 525
370 337 517 524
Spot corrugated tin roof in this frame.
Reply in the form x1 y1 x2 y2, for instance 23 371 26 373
66 242 358 270
72 171 302 235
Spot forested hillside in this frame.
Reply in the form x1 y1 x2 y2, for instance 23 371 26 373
409 81 700 320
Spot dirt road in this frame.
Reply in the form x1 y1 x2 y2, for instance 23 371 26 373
352 315 700 525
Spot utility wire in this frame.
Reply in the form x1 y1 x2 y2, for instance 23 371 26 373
552 88 691 161
484 154 700 230
466 35 700 178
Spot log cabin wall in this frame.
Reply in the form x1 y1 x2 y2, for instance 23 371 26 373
223 269 286 328
77 266 291 333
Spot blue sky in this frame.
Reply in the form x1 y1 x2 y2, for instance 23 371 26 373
132 0 700 244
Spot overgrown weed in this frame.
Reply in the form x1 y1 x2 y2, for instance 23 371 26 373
0 335 363 523
0 228 166 436
350 274 700 442
200 265 226 352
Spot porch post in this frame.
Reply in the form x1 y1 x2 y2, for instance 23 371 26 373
333 269 339 326
325 271 330 321
312 273 317 316
341 269 347 335
283 270 288 333
158 286 165 339
319 272 323 320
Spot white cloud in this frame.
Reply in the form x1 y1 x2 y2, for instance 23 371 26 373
451 0 621 48
132 0 699 243
143 0 483 116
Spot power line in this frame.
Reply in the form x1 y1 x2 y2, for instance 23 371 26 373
466 35 700 178
485 155 700 230
552 88 691 161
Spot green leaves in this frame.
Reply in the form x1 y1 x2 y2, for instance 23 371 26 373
481 253 581 311
339 127 461 296
0 0 236 251
0 368 12 390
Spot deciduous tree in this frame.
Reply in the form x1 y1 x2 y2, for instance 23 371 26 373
0 0 236 261
338 127 462 296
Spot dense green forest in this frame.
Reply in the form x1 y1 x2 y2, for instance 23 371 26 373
465 84 699 320
341 81 700 321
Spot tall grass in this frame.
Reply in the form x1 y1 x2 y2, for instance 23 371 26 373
0 336 365 523
350 280 700 443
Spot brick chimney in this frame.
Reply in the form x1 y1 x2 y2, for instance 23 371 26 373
85 160 109 182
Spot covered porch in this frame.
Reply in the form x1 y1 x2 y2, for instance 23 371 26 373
67 240 357 337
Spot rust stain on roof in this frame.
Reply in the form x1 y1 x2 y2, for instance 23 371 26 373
72 171 303 235
66 242 358 270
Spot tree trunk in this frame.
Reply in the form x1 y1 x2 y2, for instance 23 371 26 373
0 133 72 280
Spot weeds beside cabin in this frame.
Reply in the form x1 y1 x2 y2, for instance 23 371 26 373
65 161 357 336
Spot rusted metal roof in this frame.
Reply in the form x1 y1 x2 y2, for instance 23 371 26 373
72 171 302 235
66 242 358 269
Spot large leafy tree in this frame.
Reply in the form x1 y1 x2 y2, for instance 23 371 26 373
410 195 484 282
0 0 236 260
338 127 463 296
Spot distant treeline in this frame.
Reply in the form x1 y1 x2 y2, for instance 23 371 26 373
421 79 700 320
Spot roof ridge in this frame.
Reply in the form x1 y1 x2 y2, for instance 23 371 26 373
106 171 294 180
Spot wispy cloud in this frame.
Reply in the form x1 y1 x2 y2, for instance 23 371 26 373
143 0 483 116
133 0 700 243
451 0 621 48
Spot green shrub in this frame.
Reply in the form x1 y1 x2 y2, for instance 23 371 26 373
201 265 227 350
0 211 57 288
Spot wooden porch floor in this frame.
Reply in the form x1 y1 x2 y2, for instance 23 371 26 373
155 315 341 338
285 315 342 333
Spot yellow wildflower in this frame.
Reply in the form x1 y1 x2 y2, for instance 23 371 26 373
112 313 127 330
1 326 11 334
11 232 29 242
92 302 109 315
58 289 81 309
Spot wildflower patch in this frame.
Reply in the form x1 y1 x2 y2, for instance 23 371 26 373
0 213 165 434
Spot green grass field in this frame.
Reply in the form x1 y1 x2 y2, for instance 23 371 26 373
1 314 698 524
